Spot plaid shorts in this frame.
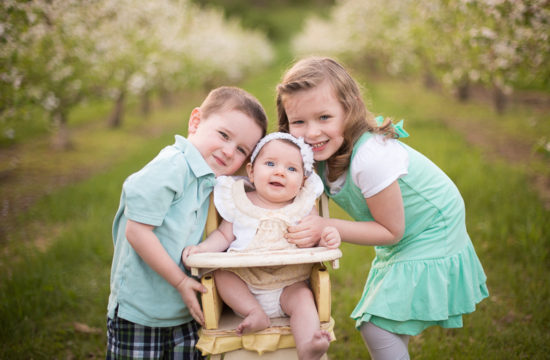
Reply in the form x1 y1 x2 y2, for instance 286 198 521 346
106 311 203 360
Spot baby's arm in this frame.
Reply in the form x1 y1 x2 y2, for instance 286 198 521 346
125 219 206 325
182 220 235 264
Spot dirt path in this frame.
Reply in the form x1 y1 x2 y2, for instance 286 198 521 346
452 119 549 206
0 134 113 242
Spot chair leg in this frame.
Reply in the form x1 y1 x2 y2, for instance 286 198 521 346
202 274 223 329
310 263 331 322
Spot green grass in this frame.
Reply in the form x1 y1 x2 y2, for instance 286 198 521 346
0 139 171 358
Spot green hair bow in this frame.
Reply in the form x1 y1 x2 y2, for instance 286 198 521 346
375 116 409 138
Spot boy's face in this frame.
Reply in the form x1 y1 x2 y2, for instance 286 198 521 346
188 108 263 177
246 140 305 206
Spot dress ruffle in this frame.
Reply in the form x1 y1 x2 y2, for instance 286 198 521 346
214 176 255 227
351 241 488 335
214 173 324 228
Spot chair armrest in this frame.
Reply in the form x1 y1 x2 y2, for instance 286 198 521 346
201 274 223 330
310 263 331 322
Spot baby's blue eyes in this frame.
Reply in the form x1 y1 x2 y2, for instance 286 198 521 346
320 115 330 121
264 161 298 172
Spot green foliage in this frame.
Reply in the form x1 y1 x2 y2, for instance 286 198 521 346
192 0 334 42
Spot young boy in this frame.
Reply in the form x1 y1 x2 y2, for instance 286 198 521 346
106 86 267 359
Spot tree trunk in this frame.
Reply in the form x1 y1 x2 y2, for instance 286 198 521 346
494 86 507 114
50 110 72 151
423 70 437 89
141 90 151 118
108 91 125 128
159 87 173 107
456 80 470 102
364 56 379 74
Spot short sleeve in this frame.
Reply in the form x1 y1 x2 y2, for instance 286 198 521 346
351 135 409 198
123 150 188 226
213 176 240 223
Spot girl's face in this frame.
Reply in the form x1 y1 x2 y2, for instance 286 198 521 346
247 140 305 207
283 81 346 161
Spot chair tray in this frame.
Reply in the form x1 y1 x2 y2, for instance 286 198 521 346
187 247 341 276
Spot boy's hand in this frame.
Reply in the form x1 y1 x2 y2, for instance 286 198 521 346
319 226 341 249
176 276 207 326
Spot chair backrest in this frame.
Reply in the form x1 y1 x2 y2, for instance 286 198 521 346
205 195 221 238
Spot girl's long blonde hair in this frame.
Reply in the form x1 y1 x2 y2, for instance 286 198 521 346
277 57 396 182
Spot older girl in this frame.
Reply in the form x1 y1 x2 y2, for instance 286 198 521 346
277 57 488 360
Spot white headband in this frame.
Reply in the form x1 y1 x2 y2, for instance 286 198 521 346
250 132 314 176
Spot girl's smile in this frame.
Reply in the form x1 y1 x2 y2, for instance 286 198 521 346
309 140 329 152
283 81 346 161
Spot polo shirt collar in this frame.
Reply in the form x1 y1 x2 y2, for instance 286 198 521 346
174 135 215 180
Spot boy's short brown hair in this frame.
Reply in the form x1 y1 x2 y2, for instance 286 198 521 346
200 86 268 138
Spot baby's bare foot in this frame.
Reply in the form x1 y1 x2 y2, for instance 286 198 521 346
236 308 270 335
299 330 331 360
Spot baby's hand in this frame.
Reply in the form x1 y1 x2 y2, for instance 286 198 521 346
319 226 341 249
181 245 201 268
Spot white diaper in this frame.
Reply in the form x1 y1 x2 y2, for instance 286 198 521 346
238 285 286 318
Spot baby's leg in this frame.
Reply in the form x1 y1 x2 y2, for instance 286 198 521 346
280 281 331 360
213 269 270 335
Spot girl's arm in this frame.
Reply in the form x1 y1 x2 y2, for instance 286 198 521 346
125 219 207 325
286 181 405 247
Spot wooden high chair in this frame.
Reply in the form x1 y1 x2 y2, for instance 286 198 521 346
186 193 341 359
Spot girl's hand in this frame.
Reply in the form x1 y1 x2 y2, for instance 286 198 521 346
319 226 341 249
285 214 325 248
176 276 207 326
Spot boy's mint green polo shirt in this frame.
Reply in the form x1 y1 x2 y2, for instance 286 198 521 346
108 135 215 327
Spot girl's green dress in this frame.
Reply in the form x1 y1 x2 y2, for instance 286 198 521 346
318 132 489 335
